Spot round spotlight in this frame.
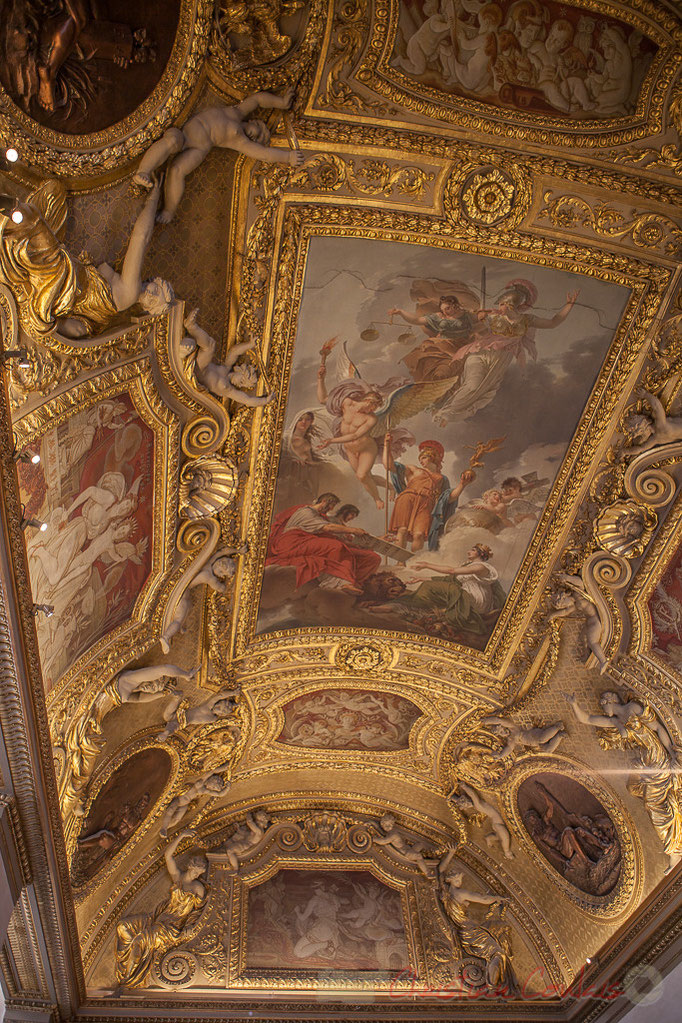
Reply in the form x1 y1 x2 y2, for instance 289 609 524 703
11 209 23 224
39 522 48 532
31 452 40 464
5 148 19 163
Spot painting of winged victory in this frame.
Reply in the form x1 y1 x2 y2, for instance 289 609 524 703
256 237 628 649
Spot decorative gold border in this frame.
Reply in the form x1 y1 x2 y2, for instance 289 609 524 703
502 757 642 919
0 0 212 184
231 856 422 989
70 737 180 904
12 362 179 704
233 198 667 678
310 0 682 151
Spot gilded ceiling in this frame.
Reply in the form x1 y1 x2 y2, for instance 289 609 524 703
0 1 682 1020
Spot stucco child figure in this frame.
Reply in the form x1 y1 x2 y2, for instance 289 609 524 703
133 88 304 222
182 308 274 406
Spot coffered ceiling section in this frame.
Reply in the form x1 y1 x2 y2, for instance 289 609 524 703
1 1 682 1020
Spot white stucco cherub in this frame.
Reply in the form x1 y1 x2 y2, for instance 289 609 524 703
160 546 246 654
133 88 303 222
182 308 274 407
159 685 241 742
621 387 682 459
549 573 609 674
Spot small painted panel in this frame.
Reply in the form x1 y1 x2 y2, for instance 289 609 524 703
392 1 656 120
256 236 628 649
649 543 682 672
0 0 181 134
18 393 154 688
518 772 621 896
246 869 409 971
71 747 171 886
276 688 421 751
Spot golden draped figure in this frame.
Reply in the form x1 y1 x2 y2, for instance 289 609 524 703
115 831 207 989
0 180 118 337
602 702 682 869
438 867 519 996
57 681 122 817
569 691 682 873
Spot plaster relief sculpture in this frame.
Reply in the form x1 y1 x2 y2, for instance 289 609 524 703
115 830 207 990
518 774 621 897
160 547 246 653
215 0 305 67
133 89 303 222
480 715 566 758
620 388 682 460
437 850 518 996
549 572 609 673
373 812 438 876
182 308 274 406
222 810 272 870
567 692 682 873
159 766 232 837
448 781 513 860
0 179 172 339
159 685 241 741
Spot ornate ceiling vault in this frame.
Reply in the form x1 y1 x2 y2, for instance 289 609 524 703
1 1 682 1021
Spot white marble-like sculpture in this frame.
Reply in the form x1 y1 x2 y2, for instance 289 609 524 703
182 308 274 406
373 813 437 876
621 388 682 459
159 768 231 837
159 685 241 741
549 573 609 673
480 716 566 758
448 781 514 860
160 547 245 653
223 810 272 870
133 89 303 222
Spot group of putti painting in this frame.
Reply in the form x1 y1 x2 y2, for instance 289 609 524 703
3 73 682 995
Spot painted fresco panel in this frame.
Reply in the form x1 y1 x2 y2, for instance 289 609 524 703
246 869 409 972
518 772 621 896
276 689 421 751
256 237 628 648
0 1 181 134
18 393 154 688
649 542 682 672
392 1 656 120
71 747 171 886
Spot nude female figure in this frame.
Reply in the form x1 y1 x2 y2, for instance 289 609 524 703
133 89 303 223
316 359 385 508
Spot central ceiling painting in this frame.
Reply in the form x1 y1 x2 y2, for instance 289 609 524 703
256 236 628 648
